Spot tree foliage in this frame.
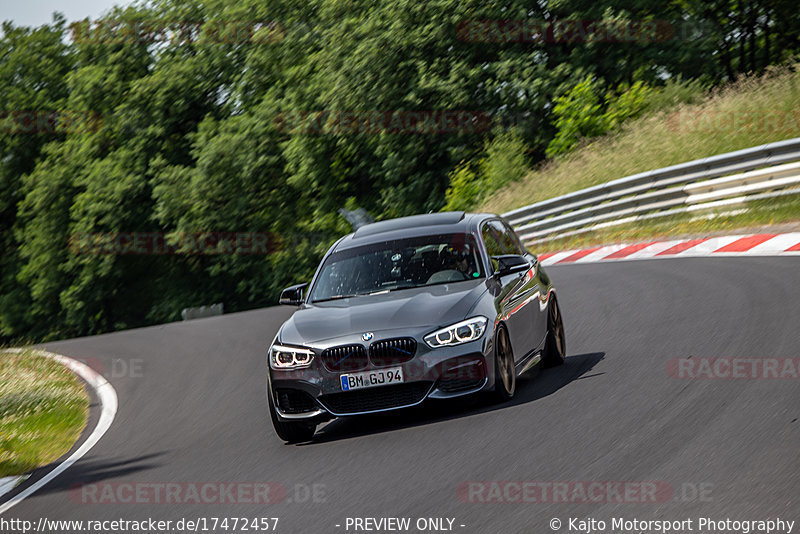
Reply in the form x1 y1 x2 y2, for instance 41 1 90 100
1 0 798 342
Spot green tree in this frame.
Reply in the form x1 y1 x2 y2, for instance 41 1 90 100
2 0 800 342
0 17 73 340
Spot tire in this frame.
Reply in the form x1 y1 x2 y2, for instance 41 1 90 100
268 390 317 443
493 325 516 401
542 293 566 367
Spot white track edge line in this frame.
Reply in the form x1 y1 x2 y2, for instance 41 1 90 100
0 349 118 515
0 477 26 499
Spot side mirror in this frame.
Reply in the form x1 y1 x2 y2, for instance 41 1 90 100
279 283 309 306
491 254 529 276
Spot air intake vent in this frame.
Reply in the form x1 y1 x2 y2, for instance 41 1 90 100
275 389 318 413
318 382 433 415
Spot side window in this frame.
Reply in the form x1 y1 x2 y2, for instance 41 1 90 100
484 220 523 255
501 221 527 255
481 222 505 257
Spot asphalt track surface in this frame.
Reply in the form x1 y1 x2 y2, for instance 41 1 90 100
3 257 800 533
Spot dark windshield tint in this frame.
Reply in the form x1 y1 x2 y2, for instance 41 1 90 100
309 233 484 302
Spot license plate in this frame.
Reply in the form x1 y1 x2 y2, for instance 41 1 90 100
340 367 404 391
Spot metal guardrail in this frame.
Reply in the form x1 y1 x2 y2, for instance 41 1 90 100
181 303 224 320
503 137 800 244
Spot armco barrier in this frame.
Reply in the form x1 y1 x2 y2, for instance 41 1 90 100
503 137 800 244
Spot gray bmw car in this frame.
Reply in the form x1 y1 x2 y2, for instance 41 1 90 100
267 211 565 442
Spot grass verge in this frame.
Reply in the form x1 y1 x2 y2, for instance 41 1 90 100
0 349 89 477
482 67 800 217
530 192 800 254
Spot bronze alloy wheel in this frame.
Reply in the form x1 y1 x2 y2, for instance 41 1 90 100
543 294 566 367
494 326 516 400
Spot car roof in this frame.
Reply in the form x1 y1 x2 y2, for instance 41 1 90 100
333 211 498 251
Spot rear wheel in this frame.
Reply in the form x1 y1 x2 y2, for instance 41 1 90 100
542 294 566 367
268 390 316 443
493 326 516 401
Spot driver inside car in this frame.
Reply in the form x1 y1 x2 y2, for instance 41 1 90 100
427 246 473 283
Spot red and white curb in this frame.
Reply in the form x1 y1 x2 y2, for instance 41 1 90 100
539 232 800 266
0 349 118 514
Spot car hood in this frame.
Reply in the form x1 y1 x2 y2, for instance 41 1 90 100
279 280 488 345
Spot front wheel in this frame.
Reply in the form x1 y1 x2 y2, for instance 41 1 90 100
542 293 566 367
493 326 516 401
268 391 316 443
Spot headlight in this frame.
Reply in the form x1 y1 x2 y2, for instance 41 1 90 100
269 344 315 369
424 316 488 348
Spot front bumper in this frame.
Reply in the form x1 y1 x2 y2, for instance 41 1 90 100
268 331 493 419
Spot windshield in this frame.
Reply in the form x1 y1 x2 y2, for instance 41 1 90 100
309 233 485 302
